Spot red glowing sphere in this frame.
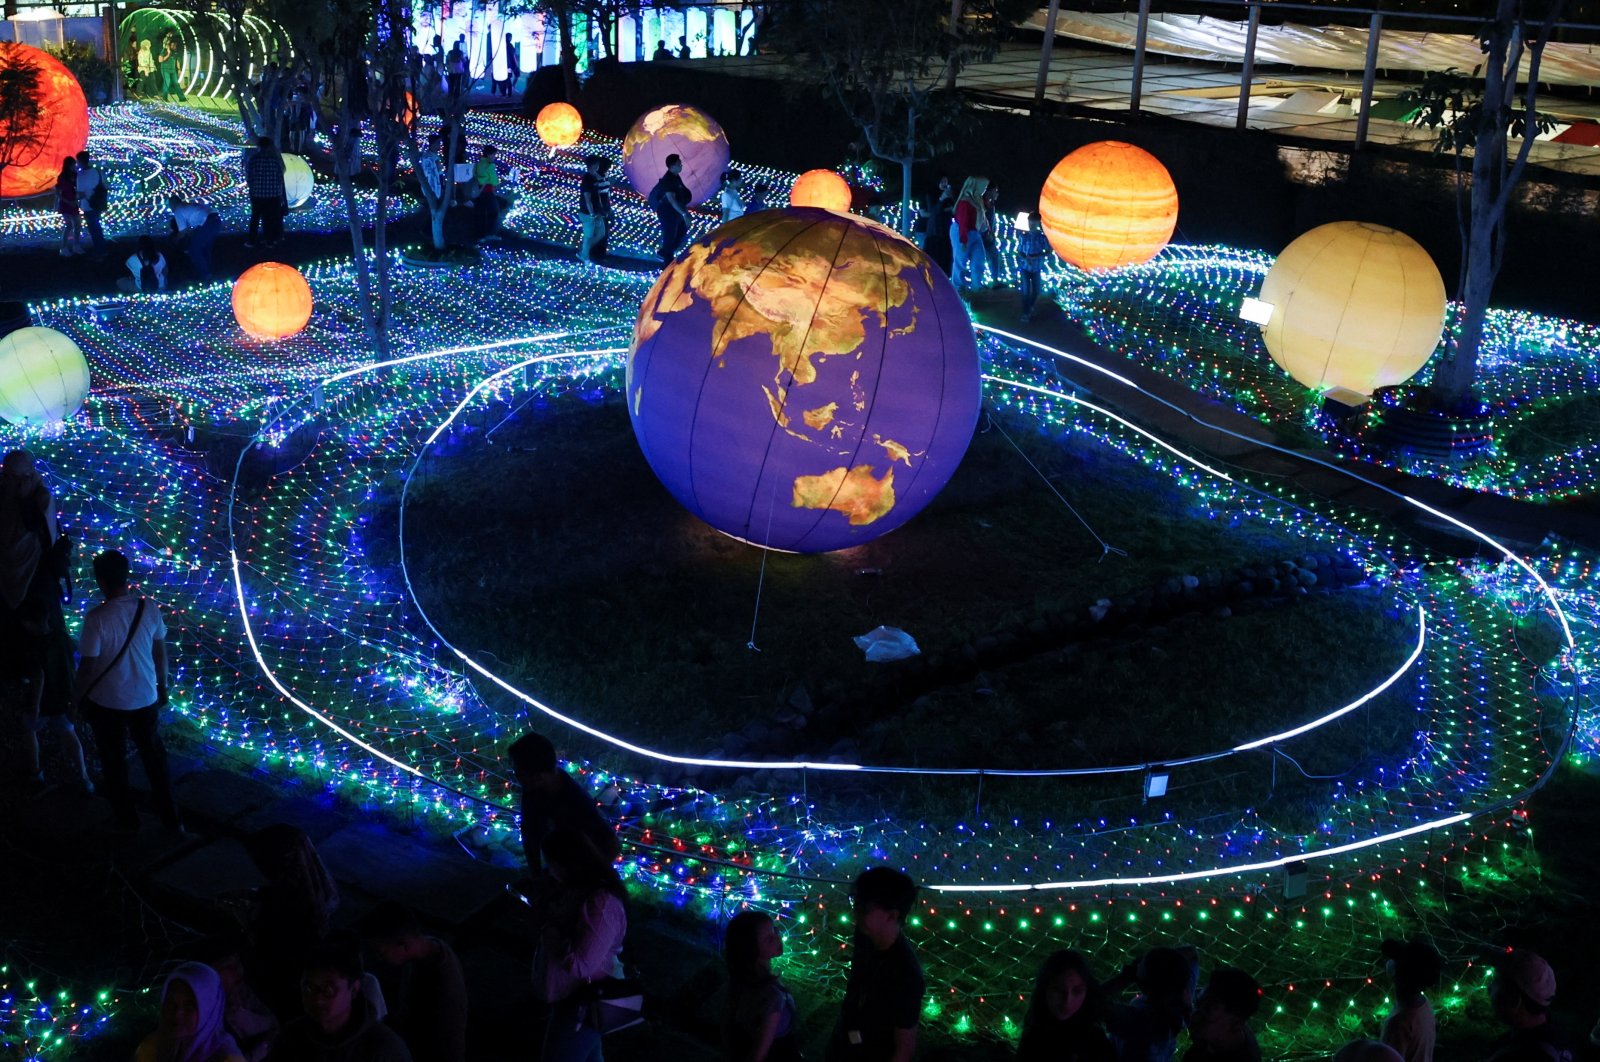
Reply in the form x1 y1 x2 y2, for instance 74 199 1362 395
0 44 90 199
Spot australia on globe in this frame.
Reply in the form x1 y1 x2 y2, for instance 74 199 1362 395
627 207 982 553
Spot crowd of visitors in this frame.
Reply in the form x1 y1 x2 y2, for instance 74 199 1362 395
0 454 1584 1061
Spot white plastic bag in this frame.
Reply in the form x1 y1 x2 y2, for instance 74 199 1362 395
853 626 920 663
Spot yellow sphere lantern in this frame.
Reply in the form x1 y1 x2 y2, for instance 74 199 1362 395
1254 222 1447 397
282 154 314 209
1038 141 1178 272
232 262 313 341
789 169 852 212
0 326 91 427
535 102 583 149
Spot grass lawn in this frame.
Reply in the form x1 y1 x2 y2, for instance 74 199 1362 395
371 379 1420 829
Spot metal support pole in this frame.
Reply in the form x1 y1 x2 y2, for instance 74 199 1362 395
1354 11 1383 150
946 0 964 90
1129 0 1152 115
1235 1 1261 131
107 0 124 103
1034 0 1063 108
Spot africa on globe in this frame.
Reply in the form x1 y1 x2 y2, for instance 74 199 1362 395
627 207 983 554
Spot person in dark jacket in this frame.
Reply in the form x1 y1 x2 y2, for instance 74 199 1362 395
509 731 620 872
268 938 412 1062
648 154 692 263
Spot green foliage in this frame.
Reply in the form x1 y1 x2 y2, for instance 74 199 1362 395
45 40 114 102
0 42 50 175
1400 67 1557 156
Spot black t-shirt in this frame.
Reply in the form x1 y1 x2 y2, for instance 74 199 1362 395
520 771 619 869
649 172 690 214
829 933 924 1062
1485 1023 1575 1062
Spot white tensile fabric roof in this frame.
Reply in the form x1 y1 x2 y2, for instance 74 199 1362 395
1022 8 1600 88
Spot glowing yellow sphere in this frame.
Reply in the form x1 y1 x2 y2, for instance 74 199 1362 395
1257 222 1447 396
0 326 91 426
282 154 314 208
1038 141 1178 272
789 169 852 212
536 102 584 149
232 262 313 341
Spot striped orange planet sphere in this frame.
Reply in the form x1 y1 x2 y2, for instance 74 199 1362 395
1038 141 1178 272
789 169 852 212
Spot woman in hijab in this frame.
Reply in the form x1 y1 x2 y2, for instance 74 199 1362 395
137 962 246 1062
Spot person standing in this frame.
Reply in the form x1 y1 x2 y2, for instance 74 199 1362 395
534 828 628 1062
925 177 955 276
1018 951 1114 1062
718 169 745 225
1379 939 1439 1062
827 867 924 1062
980 180 1003 285
1016 210 1051 323
724 911 801 1062
72 549 182 833
157 31 185 101
949 176 989 293
508 731 619 871
365 903 468 1062
578 156 614 264
169 194 222 281
649 154 692 263
502 33 519 97
445 42 466 98
56 156 84 257
244 136 287 249
417 133 444 204
75 151 108 255
1 450 91 796
472 144 501 240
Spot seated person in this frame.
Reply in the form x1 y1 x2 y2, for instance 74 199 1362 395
119 236 168 293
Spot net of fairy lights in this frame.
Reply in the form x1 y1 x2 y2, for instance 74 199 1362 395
1050 245 1600 504
11 237 1589 1057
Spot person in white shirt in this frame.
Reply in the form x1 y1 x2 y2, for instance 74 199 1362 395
718 169 746 225
119 236 168 293
168 194 222 281
75 150 107 253
72 549 181 832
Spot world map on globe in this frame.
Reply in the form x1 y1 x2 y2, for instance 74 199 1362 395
627 208 981 553
620 104 731 208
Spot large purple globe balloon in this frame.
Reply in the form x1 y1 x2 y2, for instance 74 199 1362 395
627 208 982 553
620 103 731 209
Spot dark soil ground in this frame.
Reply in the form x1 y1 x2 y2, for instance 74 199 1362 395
378 384 1422 829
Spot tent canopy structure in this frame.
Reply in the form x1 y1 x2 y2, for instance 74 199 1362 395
1022 8 1600 88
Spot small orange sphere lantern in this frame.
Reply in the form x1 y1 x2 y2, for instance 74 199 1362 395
535 102 583 149
0 44 90 198
232 262 313 341
1038 141 1178 272
789 169 852 212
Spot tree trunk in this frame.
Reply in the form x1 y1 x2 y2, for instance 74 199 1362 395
899 108 916 236
555 4 581 101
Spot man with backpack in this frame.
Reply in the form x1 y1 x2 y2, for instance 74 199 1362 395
75 150 108 255
648 154 692 264
72 549 182 833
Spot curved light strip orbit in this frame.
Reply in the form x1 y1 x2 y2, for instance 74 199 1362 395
391 360 1431 778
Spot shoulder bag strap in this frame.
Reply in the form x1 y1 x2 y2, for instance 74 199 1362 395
82 597 148 704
